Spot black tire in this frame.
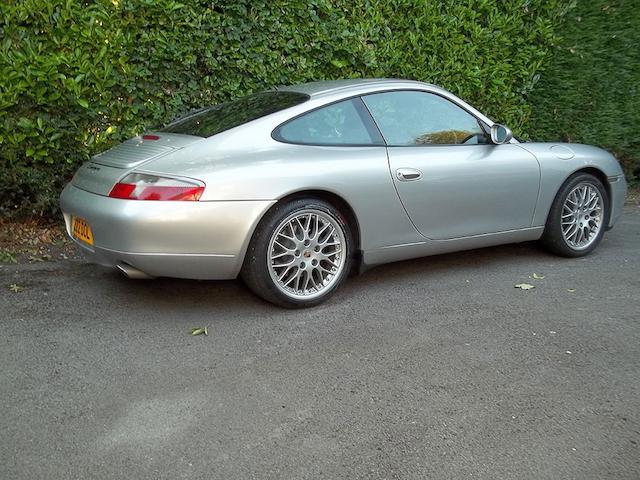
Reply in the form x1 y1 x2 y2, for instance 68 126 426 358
241 198 353 308
540 172 609 257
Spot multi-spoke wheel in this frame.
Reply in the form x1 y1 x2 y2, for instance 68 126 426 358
241 198 353 308
541 173 609 257
560 183 603 250
268 210 347 300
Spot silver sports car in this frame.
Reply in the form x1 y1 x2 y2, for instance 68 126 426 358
60 79 627 307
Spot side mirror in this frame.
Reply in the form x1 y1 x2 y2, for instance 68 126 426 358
490 124 513 145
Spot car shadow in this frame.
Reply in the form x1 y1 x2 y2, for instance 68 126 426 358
96 240 552 312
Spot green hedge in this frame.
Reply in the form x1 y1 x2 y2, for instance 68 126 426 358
0 0 571 217
528 0 640 181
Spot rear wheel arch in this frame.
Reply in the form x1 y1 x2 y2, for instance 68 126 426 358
237 190 362 279
240 195 355 307
272 190 361 254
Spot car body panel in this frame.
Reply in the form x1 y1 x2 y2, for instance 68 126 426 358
92 132 203 169
386 143 540 239
60 184 274 278
71 162 132 196
363 226 545 267
518 142 627 227
59 79 627 280
142 141 423 251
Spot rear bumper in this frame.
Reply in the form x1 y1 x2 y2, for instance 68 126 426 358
60 184 274 279
607 174 627 229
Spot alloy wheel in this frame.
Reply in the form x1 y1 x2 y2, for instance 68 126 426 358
561 182 603 250
267 209 347 300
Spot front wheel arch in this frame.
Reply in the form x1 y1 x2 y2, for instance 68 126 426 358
571 167 611 203
541 171 610 257
538 166 611 232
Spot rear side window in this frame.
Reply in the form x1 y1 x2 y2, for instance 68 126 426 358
274 98 384 146
161 91 309 138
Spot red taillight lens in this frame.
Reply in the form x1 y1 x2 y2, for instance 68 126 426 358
108 173 205 201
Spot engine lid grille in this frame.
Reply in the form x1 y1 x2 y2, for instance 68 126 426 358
91 139 173 169
90 132 202 169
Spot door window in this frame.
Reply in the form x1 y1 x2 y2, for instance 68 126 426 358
362 91 487 146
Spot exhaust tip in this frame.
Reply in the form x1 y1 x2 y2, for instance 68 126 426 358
116 263 154 280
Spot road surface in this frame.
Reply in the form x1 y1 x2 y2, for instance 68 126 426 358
1 207 639 479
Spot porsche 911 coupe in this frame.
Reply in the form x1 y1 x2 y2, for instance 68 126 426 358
60 79 627 307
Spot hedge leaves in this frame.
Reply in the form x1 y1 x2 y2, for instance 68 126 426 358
1 0 570 216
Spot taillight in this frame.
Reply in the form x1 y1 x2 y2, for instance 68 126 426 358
108 173 205 201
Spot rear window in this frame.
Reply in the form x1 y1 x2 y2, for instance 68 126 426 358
161 91 309 138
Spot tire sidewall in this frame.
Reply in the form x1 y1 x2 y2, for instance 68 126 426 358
544 173 609 257
242 198 353 308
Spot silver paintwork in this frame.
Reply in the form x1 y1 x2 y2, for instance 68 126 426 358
268 209 346 299
490 124 513 144
59 79 628 280
561 183 603 250
60 184 274 279
384 143 540 239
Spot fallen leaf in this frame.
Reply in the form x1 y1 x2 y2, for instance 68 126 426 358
8 283 23 292
532 273 545 279
190 327 208 336
567 289 576 293
515 283 535 290
0 251 17 264
565 351 572 354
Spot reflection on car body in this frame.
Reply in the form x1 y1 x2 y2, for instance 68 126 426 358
60 79 627 307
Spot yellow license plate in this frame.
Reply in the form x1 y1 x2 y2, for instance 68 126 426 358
71 216 94 246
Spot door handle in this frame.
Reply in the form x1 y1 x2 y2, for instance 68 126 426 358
396 168 423 181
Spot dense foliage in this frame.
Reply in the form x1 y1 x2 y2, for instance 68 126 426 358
1 0 571 216
528 0 639 180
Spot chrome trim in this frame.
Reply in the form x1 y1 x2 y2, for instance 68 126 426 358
116 263 154 280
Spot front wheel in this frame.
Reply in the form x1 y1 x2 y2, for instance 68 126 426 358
241 198 353 308
540 172 609 257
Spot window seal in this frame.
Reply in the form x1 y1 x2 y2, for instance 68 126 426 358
360 89 493 148
271 97 386 147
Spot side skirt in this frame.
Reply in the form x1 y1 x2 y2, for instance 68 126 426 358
361 227 544 269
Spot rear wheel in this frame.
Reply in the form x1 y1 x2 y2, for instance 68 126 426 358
241 198 353 308
541 172 609 257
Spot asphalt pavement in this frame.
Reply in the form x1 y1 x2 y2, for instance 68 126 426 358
1 207 639 479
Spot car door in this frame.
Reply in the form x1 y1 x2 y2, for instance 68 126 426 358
361 90 540 240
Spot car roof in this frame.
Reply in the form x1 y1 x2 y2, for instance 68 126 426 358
275 78 496 131
279 78 439 98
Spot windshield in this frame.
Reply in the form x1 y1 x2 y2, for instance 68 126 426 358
160 91 309 138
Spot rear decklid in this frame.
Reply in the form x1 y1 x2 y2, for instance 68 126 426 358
91 132 202 169
71 132 202 195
